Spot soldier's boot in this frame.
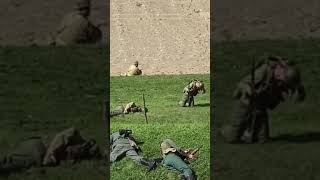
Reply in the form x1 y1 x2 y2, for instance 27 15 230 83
140 158 156 171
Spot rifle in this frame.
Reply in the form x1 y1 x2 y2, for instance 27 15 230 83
186 145 202 161
248 58 257 143
142 94 148 124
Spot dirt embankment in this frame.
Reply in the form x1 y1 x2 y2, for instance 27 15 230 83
111 0 210 76
0 0 108 45
213 0 320 41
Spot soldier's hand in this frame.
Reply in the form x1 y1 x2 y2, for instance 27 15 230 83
188 154 194 159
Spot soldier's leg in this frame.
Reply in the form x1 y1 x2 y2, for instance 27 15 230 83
0 154 35 174
125 149 143 163
179 94 189 107
222 100 250 143
255 110 269 143
163 153 193 177
110 146 127 163
125 150 156 170
189 96 194 107
110 106 124 117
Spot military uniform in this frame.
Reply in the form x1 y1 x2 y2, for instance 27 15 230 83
0 127 100 174
126 61 142 76
223 57 306 143
54 0 102 45
161 139 195 180
110 102 145 117
0 138 46 174
179 80 205 107
110 130 156 169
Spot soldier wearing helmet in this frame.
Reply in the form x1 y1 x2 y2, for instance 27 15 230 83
110 102 147 117
126 61 142 76
54 0 102 45
179 80 206 107
222 56 306 143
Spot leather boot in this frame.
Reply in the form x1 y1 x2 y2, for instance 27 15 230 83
140 158 156 171
181 174 196 180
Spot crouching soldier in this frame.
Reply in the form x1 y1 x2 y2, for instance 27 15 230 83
110 129 156 171
222 56 306 143
0 127 100 175
126 61 142 76
161 139 197 180
110 102 147 117
179 80 205 107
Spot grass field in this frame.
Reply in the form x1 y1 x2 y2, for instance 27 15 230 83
213 40 320 180
0 46 107 180
110 75 210 179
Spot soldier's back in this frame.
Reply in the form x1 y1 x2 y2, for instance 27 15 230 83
55 13 93 45
127 65 142 76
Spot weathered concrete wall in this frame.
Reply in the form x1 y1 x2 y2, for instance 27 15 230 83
111 0 210 75
213 0 320 41
0 0 108 45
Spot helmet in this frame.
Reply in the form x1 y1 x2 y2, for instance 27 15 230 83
75 0 90 9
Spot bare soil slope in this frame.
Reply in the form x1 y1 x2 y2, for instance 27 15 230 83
213 0 320 41
110 0 210 76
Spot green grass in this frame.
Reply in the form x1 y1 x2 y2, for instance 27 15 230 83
213 39 320 180
0 46 107 180
110 75 210 179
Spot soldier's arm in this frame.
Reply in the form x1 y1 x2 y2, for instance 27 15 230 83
293 84 306 102
87 21 102 42
233 64 268 104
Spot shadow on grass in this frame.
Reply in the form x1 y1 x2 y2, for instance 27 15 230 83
272 132 320 143
194 103 210 107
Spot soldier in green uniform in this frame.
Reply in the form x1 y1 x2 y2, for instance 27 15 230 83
161 139 196 180
0 127 100 175
54 0 102 45
110 129 156 170
110 102 147 117
179 80 206 107
222 56 306 143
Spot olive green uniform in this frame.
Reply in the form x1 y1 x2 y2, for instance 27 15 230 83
0 128 99 174
0 138 46 174
223 59 306 143
161 139 194 177
110 102 144 117
179 80 205 107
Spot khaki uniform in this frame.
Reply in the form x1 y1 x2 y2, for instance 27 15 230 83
126 64 142 76
43 127 85 166
55 12 102 45
223 59 306 143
